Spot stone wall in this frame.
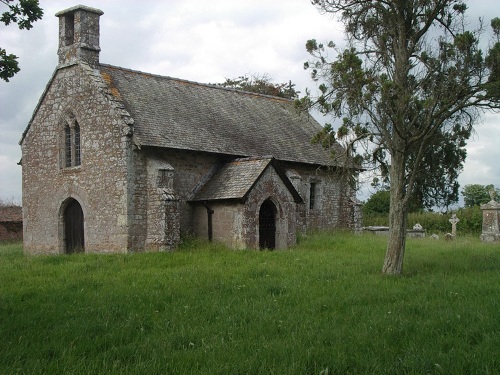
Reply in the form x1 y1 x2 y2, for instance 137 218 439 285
191 164 299 249
192 202 246 248
245 166 298 249
21 63 131 254
131 148 222 250
0 206 23 242
283 163 356 233
181 157 357 250
0 221 23 242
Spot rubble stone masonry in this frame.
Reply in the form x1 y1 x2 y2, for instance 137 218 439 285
22 63 131 254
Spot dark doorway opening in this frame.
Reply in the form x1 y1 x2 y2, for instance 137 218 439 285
259 199 276 249
64 198 84 253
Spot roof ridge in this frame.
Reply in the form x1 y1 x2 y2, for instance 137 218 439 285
98 63 294 102
233 155 274 162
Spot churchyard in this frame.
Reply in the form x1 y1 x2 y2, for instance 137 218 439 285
1 232 499 374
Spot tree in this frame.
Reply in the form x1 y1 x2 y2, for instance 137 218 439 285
1 0 43 82
461 184 500 207
410 127 468 211
215 74 299 99
299 1 500 274
363 190 391 216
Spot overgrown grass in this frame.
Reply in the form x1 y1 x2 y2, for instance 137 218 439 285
1 234 500 374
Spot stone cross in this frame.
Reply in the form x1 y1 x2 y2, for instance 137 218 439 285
489 189 496 202
449 214 459 237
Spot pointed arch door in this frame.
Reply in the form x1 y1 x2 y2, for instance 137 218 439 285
259 199 276 249
64 198 84 253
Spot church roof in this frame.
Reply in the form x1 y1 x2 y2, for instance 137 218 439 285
190 156 302 203
99 64 346 167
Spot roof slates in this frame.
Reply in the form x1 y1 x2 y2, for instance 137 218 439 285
99 64 345 166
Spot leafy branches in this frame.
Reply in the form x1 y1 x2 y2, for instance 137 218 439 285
303 0 500 274
215 74 299 99
0 0 43 82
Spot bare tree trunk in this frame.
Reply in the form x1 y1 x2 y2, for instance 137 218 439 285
382 152 408 275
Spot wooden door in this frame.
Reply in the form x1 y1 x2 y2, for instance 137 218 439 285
64 199 84 253
259 199 276 249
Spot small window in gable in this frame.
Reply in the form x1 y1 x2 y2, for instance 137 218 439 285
62 115 82 169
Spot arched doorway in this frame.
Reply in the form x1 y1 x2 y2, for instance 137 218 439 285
259 199 277 249
64 198 84 253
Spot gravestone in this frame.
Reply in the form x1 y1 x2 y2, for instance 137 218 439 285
449 214 459 237
480 192 500 243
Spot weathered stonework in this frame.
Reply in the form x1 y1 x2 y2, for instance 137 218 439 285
480 200 500 243
0 206 23 242
56 5 103 69
20 5 361 255
191 165 299 249
21 63 131 254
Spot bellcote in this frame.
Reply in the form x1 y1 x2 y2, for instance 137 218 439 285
55 5 104 68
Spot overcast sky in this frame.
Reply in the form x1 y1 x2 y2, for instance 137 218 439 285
1 0 499 205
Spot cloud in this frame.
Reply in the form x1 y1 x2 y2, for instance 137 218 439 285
459 113 500 188
1 0 499 205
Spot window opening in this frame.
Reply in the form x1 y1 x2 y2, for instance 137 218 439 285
64 14 75 46
62 115 82 168
309 182 316 210
65 125 72 167
74 122 81 166
157 169 174 190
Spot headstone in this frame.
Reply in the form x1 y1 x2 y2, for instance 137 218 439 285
413 223 423 230
430 234 439 240
449 214 459 237
480 194 500 243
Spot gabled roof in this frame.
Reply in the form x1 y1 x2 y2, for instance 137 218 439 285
99 64 346 167
190 157 302 203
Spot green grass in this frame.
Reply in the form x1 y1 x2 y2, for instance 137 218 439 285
1 233 500 374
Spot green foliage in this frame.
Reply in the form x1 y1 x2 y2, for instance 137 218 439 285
410 128 468 210
492 17 500 41
461 184 500 207
304 0 500 274
2 234 500 373
486 42 500 99
363 188 432 216
0 48 19 81
0 0 43 82
0 0 42 29
215 74 299 99
364 206 483 235
363 189 390 215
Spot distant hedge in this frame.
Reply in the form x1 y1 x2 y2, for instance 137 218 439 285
363 205 483 235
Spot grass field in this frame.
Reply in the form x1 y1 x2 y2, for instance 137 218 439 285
1 233 500 374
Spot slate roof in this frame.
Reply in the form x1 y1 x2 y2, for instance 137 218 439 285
191 157 302 202
99 64 346 167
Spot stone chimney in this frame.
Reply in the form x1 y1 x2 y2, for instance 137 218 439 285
55 5 104 68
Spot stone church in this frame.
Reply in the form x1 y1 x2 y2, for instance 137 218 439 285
20 5 360 254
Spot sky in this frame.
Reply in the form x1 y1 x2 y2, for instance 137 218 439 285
1 0 499 205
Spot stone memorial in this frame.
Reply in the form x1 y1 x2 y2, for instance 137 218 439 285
480 191 500 243
449 214 459 237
